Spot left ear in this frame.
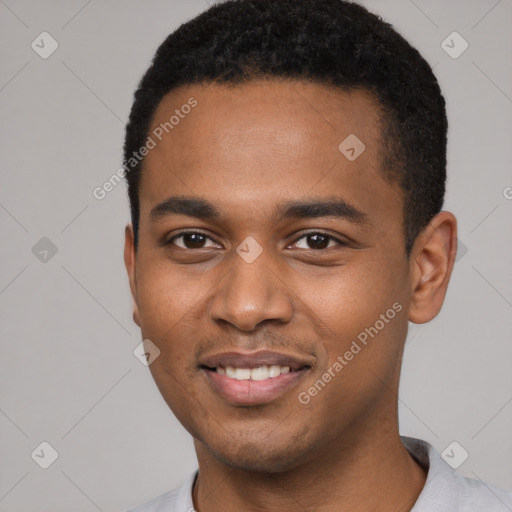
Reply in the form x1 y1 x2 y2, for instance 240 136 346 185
408 211 458 324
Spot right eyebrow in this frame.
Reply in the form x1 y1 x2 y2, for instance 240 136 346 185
150 196 221 222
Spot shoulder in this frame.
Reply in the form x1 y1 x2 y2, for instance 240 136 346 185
454 472 512 511
401 436 512 511
126 488 180 512
126 471 197 512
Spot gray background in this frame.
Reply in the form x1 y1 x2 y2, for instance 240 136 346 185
0 0 511 511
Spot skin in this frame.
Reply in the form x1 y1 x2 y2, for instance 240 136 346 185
124 79 457 512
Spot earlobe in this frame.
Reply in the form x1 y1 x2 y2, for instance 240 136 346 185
132 300 140 327
124 224 141 328
408 212 457 324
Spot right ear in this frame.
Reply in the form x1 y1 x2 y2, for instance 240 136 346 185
124 224 140 327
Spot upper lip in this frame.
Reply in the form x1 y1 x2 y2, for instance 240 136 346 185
199 350 314 371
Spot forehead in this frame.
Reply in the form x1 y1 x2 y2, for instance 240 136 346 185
147 79 384 166
139 79 401 230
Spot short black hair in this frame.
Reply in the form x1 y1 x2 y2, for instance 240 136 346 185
123 0 447 255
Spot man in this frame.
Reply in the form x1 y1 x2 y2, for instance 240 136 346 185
123 0 512 510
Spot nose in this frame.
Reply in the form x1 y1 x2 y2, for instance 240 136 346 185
209 249 293 332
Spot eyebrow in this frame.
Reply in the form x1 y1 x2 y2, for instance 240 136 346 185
150 196 368 224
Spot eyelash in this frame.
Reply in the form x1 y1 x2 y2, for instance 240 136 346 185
166 230 347 250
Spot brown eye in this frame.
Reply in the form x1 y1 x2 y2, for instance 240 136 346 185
306 233 329 249
167 231 219 249
292 232 346 250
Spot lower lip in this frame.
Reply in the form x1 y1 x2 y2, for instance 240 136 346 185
202 368 307 406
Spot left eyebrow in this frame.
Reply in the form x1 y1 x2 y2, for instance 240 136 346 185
273 197 368 225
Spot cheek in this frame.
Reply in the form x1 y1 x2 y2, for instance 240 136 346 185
307 257 407 364
138 267 204 423
306 263 394 319
136 259 199 330
134 269 204 382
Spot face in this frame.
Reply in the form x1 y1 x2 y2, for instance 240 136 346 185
125 80 428 472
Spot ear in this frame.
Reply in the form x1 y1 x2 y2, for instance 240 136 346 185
408 211 457 324
124 224 141 327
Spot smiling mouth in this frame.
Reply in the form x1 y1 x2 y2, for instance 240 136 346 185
205 364 293 380
199 350 313 405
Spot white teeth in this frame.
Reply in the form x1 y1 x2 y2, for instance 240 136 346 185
268 365 281 377
225 366 237 378
218 365 291 380
234 368 251 380
251 366 269 380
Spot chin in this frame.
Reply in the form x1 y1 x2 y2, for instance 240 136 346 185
201 431 313 474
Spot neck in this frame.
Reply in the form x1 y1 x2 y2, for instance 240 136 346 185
192 421 428 512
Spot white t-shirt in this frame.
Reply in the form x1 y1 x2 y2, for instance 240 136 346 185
127 436 512 511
